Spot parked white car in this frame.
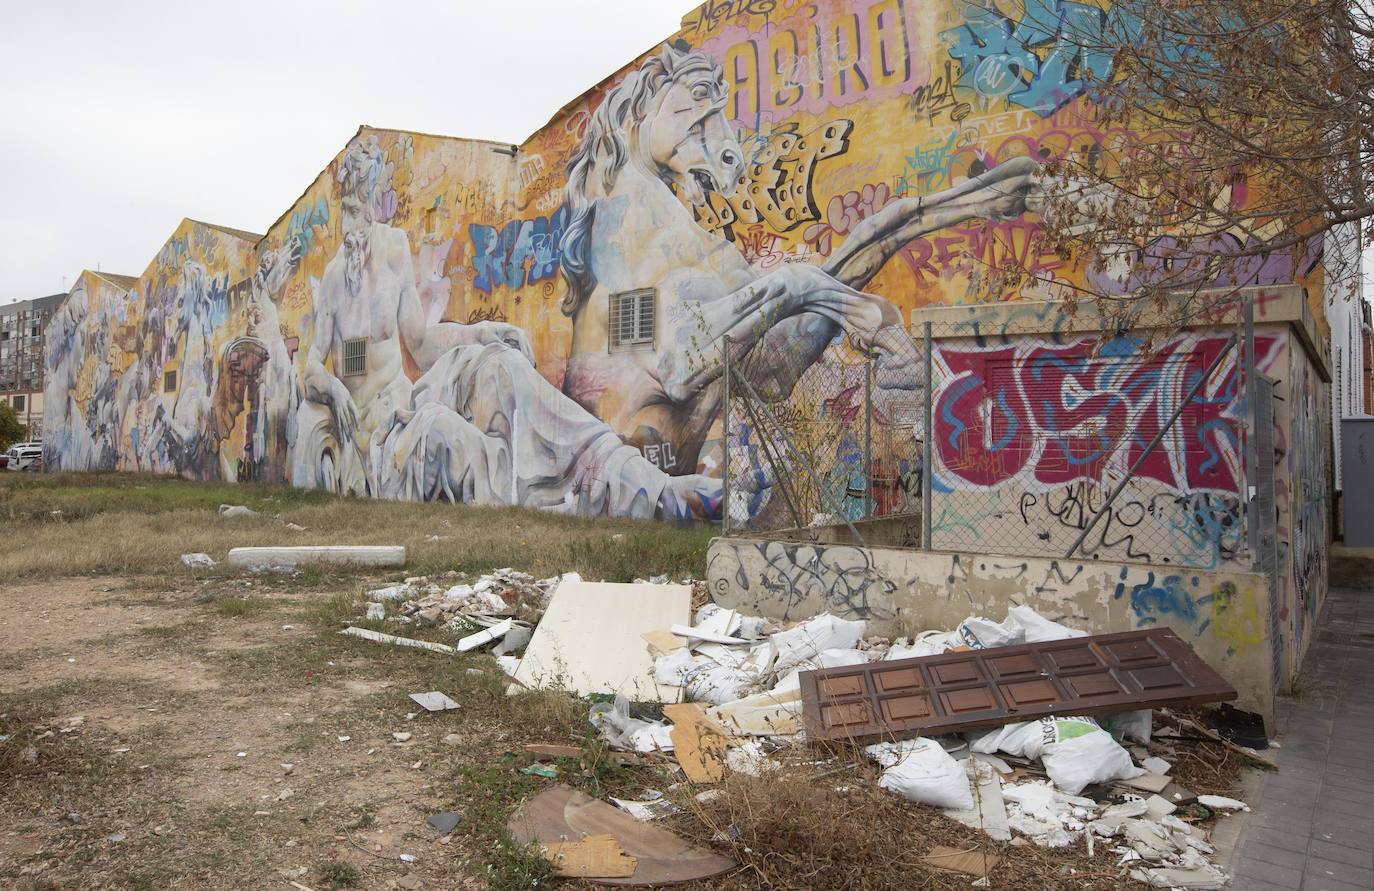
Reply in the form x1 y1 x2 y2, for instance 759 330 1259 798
3 444 42 471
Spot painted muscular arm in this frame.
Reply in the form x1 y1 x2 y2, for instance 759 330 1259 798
823 156 1040 291
302 286 359 441
393 233 536 369
657 263 903 403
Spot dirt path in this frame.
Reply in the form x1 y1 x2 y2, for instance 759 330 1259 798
0 575 493 890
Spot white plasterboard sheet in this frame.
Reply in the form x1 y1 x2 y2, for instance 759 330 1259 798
513 581 689 700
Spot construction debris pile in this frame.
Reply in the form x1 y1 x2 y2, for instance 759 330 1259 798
338 575 1261 888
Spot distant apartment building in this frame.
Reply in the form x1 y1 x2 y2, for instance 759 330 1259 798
1 292 68 438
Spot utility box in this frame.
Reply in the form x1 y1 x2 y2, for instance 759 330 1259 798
1341 417 1374 546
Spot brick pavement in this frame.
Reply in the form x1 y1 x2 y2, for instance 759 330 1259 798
1229 586 1374 891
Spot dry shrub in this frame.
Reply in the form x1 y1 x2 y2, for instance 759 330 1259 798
669 747 1150 891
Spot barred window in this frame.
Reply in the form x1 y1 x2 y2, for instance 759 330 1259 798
608 289 656 351
163 370 177 392
12 394 24 412
342 337 368 377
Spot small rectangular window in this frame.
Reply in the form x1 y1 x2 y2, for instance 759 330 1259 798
164 370 177 392
608 289 656 351
12 395 24 412
342 337 368 377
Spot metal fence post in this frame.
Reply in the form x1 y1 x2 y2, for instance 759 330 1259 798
721 335 731 535
1243 294 1258 567
864 358 873 520
922 321 933 550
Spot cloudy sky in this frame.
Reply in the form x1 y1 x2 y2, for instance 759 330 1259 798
0 0 686 304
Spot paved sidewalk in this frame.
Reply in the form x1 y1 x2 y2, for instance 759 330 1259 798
1229 586 1374 891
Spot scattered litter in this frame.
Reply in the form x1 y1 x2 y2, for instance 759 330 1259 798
284 522 307 531
107 833 126 843
367 585 410 602
180 553 216 567
943 757 1011 841
409 691 460 712
590 694 674 753
427 812 462 834
456 617 514 652
922 846 999 878
392 732 412 743
1196 795 1249 812
521 764 559 778
280 763 294 774
1118 772 1173 794
509 785 733 885
1204 703 1269 750
610 791 677 821
236 751 247 758
218 504 258 518
227 545 405 569
365 603 386 621
336 736 350 742
1142 756 1172 775
340 627 456 655
398 853 416 863
724 740 778 777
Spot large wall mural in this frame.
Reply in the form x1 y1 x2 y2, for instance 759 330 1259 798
43 0 1328 533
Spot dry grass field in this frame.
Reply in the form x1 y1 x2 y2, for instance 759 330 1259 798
0 474 1235 890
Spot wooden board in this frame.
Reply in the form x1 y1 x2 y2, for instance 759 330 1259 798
663 704 729 783
514 582 689 700
541 834 638 878
922 846 998 877
509 785 734 886
800 628 1237 744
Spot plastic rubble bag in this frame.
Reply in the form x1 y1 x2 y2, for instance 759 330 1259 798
588 694 672 752
957 614 1025 649
725 740 779 776
654 648 697 686
886 629 962 659
865 738 975 810
769 614 866 674
973 716 1143 795
1005 605 1087 643
685 662 757 705
1105 709 1153 744
770 648 869 694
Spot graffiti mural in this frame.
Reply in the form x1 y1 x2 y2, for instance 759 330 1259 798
43 1 1327 540
927 330 1286 569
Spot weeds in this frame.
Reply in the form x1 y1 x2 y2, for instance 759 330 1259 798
317 859 360 888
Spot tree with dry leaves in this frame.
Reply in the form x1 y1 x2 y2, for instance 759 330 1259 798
1007 0 1368 323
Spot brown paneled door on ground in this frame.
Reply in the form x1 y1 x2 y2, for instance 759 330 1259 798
799 628 1237 745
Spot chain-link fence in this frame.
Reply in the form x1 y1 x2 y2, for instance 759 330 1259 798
722 297 1262 572
721 326 925 544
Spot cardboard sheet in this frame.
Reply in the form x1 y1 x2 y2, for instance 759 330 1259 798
513 581 689 700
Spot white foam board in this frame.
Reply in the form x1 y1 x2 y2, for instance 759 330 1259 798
513 581 689 700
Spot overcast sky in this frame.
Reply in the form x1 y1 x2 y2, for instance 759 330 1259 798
0 0 686 305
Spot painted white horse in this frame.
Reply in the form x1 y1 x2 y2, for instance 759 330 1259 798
559 43 1040 473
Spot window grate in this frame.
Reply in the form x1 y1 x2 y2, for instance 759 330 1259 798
342 337 368 377
163 370 177 392
608 289 656 351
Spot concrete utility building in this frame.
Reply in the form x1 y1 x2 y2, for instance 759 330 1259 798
0 291 71 437
39 0 1369 727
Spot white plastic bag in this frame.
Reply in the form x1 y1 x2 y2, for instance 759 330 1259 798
886 629 961 659
589 694 673 751
1105 709 1153 744
866 738 975 810
1005 606 1087 643
769 614 866 674
1041 729 1144 794
684 662 756 705
654 648 696 686
958 615 1025 649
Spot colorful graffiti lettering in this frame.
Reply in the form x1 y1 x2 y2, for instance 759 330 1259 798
940 0 1119 116
934 333 1281 493
468 206 568 293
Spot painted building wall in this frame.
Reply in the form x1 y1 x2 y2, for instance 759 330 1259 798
45 0 1326 529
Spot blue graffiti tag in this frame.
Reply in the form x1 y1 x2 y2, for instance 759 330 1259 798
941 0 1120 116
468 205 569 293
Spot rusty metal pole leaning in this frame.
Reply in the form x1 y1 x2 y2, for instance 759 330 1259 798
721 334 731 535
1065 332 1240 559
